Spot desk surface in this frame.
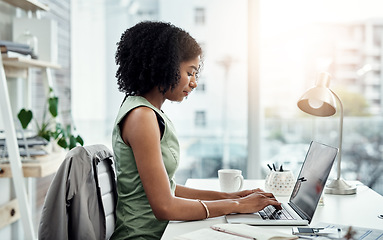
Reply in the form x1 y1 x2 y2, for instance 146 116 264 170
161 179 383 239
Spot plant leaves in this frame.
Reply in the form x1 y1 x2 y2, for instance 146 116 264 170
76 135 84 146
48 96 58 117
57 137 68 149
69 135 77 149
66 125 72 136
39 131 51 141
17 109 33 129
53 123 64 138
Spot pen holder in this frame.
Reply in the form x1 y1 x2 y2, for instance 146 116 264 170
265 170 295 196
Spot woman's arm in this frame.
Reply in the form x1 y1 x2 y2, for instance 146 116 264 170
175 184 266 200
175 184 230 200
121 107 280 221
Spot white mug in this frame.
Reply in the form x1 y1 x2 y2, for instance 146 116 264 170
218 169 244 192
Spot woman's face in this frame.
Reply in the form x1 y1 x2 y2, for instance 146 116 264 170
165 56 200 102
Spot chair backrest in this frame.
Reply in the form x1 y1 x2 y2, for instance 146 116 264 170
38 145 116 240
93 154 117 239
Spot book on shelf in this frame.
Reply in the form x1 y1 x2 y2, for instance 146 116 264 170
0 136 49 148
0 40 36 59
0 149 48 158
1 49 33 59
0 136 49 159
0 40 30 50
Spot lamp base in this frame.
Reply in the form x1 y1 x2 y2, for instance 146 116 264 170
325 178 357 195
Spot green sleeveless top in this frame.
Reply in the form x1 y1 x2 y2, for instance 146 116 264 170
111 96 180 240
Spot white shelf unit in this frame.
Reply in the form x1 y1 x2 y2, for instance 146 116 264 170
0 0 54 237
1 0 49 12
0 54 61 240
0 0 65 238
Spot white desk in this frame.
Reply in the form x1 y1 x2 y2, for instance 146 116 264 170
161 179 383 239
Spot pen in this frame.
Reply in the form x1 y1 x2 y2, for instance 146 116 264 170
267 164 273 171
272 163 277 171
279 165 283 172
211 226 256 240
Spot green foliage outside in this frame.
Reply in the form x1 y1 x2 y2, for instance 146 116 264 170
335 88 370 117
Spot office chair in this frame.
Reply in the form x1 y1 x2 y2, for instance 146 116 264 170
38 144 117 240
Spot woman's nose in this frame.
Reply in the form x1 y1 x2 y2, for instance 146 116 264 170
190 77 198 89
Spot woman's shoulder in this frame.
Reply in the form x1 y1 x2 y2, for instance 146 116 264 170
128 105 157 120
121 96 156 110
118 96 153 116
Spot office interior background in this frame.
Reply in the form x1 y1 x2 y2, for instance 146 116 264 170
1 0 383 237
72 0 383 194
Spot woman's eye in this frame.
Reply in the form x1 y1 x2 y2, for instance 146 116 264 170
187 72 193 77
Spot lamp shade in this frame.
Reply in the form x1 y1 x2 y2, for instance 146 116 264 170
297 72 337 117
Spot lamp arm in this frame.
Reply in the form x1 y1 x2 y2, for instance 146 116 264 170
329 89 343 180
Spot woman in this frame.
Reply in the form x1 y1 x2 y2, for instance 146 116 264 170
111 21 281 240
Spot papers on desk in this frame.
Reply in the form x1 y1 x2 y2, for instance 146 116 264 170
174 223 298 240
312 222 383 240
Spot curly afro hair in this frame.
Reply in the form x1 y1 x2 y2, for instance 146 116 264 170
115 21 203 96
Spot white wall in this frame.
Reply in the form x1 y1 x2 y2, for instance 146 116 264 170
71 0 109 146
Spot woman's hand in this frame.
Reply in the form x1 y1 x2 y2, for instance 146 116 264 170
235 191 282 213
229 188 267 198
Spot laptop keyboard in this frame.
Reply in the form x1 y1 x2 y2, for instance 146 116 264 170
258 205 296 220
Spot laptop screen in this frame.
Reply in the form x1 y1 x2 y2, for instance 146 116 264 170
289 141 338 221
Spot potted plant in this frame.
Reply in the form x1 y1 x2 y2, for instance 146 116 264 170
17 88 83 150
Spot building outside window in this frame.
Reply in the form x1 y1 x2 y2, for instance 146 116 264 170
195 110 206 127
194 7 205 25
195 82 205 92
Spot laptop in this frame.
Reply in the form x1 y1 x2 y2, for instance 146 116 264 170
226 141 338 226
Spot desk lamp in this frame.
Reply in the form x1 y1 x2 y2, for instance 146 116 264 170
297 72 356 195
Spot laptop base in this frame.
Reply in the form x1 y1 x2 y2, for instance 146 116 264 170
225 213 308 226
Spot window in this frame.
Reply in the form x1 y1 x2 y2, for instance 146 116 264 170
73 0 383 194
195 82 205 92
195 110 206 127
259 1 383 195
194 7 205 25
